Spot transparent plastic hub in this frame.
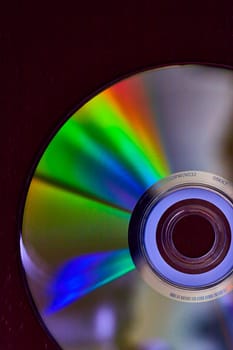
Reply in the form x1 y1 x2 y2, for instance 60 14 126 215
128 171 233 302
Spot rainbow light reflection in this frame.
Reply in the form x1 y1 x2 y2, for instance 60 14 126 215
36 76 170 211
24 74 171 314
23 178 130 264
46 249 134 313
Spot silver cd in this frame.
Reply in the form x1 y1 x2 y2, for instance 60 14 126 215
20 65 233 350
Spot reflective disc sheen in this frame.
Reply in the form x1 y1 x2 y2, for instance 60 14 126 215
20 65 233 350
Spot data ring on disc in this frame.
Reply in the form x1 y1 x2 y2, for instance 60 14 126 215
129 171 233 302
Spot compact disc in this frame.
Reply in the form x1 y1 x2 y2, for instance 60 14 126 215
20 65 233 350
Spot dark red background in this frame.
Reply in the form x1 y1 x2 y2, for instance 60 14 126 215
2 2 233 349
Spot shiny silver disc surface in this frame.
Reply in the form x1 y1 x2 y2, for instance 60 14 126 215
20 65 233 350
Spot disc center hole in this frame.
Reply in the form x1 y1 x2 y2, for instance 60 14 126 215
172 214 215 258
